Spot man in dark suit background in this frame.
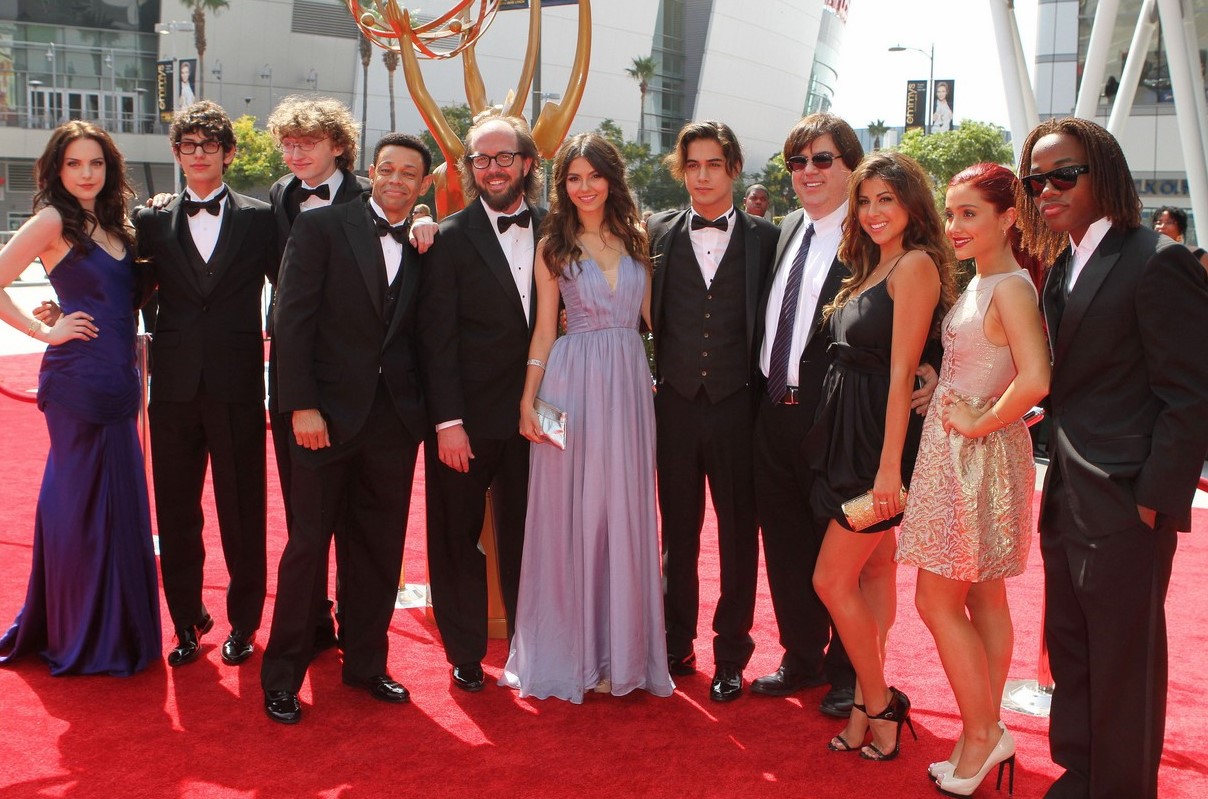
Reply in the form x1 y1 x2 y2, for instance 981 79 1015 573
646 120 777 702
748 113 861 715
260 133 433 724
133 101 276 669
419 114 545 694
1018 117 1208 799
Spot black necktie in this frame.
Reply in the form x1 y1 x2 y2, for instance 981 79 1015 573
182 189 227 217
766 223 816 401
691 213 728 232
497 209 532 233
373 214 409 243
297 184 331 202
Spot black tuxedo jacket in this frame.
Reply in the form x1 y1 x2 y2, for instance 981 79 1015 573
1042 224 1208 533
268 168 371 267
132 190 276 404
647 207 778 378
273 197 427 456
755 207 849 417
418 199 546 441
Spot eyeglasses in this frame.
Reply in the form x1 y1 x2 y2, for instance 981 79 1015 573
1021 164 1090 197
176 139 222 155
786 152 844 172
278 139 326 155
468 151 520 170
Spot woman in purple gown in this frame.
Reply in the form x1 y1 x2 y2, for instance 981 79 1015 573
0 121 160 676
502 133 673 703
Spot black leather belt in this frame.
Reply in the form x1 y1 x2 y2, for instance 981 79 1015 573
775 386 800 406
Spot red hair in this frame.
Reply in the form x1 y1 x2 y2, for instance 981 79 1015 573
949 162 1043 289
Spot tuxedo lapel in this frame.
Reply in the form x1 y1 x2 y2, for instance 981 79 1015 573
200 194 253 292
1042 248 1070 349
383 243 419 345
807 256 847 347
342 203 386 319
739 209 763 350
165 196 205 298
466 201 528 324
651 210 691 333
1053 229 1125 363
772 211 805 275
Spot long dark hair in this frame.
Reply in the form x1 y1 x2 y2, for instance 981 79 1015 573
949 162 1043 288
540 132 650 278
33 120 135 255
830 151 957 331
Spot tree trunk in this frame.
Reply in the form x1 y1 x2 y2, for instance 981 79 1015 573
193 7 207 98
361 63 369 170
387 72 396 131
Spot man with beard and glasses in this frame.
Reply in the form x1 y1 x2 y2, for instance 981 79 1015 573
418 114 545 694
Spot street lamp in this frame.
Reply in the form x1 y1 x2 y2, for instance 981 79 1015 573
888 42 935 135
211 60 223 106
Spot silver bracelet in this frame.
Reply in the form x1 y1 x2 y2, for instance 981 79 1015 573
526 358 546 370
26 318 39 338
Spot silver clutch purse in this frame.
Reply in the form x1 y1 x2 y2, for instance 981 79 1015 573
533 397 567 450
841 486 908 531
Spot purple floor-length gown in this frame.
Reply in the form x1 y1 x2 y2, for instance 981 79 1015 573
502 255 673 703
0 244 160 676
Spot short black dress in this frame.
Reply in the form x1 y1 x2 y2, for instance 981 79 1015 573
808 269 929 533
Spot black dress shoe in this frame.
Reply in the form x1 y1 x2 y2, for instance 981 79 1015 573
345 674 410 704
221 629 255 665
167 614 214 667
710 664 743 702
264 690 302 724
750 665 828 697
667 650 697 677
819 684 856 718
452 662 485 692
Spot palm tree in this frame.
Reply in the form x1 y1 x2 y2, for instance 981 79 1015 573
383 49 399 132
188 0 230 99
360 34 373 170
868 119 890 151
626 55 657 148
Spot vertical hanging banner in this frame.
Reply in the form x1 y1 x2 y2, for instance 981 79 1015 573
931 79 954 132
904 80 926 132
176 58 197 111
157 60 175 122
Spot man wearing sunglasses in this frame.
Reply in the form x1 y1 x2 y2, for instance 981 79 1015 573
132 101 277 669
646 121 779 702
1017 118 1208 799
419 115 546 694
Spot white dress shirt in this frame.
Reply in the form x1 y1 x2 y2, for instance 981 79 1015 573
759 201 847 387
1067 216 1112 291
688 206 736 287
183 184 229 263
368 197 405 284
298 170 345 214
481 198 535 319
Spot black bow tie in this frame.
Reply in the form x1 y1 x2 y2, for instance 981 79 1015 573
182 189 228 217
373 214 409 243
691 213 728 232
497 209 532 233
297 184 331 202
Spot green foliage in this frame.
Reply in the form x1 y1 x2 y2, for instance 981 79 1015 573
226 115 286 192
867 119 890 151
594 119 688 212
418 103 474 169
895 121 1014 194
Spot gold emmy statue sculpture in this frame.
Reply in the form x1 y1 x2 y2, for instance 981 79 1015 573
347 0 591 637
348 0 591 218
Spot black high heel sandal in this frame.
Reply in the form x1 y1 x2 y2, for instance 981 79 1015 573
860 687 917 762
827 703 867 752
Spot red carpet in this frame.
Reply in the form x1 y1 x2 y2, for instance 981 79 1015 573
1 377 1206 798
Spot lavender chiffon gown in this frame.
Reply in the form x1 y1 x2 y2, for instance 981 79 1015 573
0 245 160 676
502 254 674 703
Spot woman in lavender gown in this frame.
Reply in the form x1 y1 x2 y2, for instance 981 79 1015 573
0 121 160 676
502 132 673 703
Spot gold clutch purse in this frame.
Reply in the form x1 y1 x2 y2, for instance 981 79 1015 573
534 397 567 450
841 487 908 531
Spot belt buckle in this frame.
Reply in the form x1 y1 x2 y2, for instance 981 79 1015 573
780 386 799 406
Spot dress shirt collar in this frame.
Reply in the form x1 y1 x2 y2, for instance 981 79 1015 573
481 197 532 233
184 183 229 204
805 200 848 236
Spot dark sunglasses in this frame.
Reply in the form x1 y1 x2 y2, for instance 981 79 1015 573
1021 164 1090 197
786 152 843 172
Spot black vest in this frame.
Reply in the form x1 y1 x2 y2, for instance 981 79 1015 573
658 223 749 402
381 249 405 336
176 206 231 292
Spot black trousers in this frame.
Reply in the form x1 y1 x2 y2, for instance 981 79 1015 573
1040 464 1176 799
261 386 418 692
753 394 853 686
425 430 529 667
151 388 266 633
655 385 757 668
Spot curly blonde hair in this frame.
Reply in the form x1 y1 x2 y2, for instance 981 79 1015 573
267 96 359 171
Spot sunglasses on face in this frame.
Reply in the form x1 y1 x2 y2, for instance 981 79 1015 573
176 140 222 155
786 152 843 172
1021 164 1090 197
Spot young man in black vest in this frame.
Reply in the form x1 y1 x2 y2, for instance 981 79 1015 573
132 101 277 668
646 121 778 702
